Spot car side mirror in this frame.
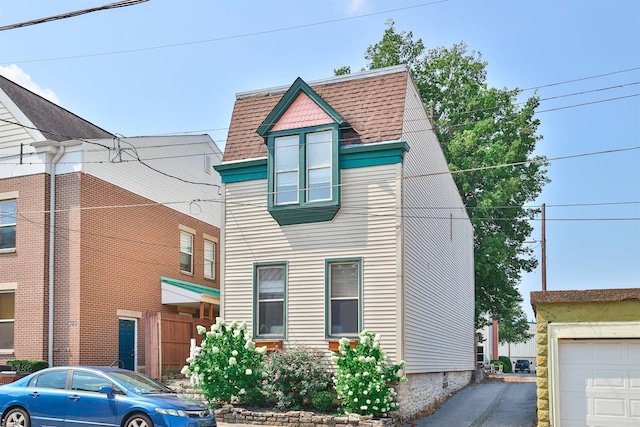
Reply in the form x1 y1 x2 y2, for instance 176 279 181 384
98 386 114 396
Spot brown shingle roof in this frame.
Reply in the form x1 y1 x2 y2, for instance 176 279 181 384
0 75 113 142
223 66 409 162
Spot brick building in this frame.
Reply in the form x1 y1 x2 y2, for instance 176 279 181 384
0 75 222 373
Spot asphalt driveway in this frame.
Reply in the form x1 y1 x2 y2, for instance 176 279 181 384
409 376 537 427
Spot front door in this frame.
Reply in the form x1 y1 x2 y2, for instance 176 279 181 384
118 319 135 370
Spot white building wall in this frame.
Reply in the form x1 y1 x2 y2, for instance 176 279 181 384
400 80 475 373
83 135 223 226
222 165 401 361
498 322 537 362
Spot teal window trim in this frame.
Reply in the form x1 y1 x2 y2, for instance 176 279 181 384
267 124 341 226
253 261 288 339
325 257 363 339
214 158 267 184
340 141 410 169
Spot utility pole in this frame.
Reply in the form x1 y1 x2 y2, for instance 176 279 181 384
541 203 547 291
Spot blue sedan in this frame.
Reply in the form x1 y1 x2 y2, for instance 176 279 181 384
0 366 215 427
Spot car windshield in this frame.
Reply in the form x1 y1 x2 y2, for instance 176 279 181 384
108 370 175 394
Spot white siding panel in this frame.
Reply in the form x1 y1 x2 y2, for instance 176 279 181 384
84 136 222 226
401 80 475 373
223 166 401 361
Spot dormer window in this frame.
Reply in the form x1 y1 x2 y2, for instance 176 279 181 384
267 126 340 225
274 129 333 206
258 77 346 226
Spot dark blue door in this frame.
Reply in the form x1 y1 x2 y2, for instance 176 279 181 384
118 319 135 370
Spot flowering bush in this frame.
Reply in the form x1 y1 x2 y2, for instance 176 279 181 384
332 331 406 416
181 318 267 405
262 346 332 410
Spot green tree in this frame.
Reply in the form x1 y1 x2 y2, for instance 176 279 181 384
498 305 534 346
343 20 548 337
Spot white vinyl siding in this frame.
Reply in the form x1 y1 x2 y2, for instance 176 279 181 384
401 81 475 373
204 240 215 280
222 165 400 360
83 136 222 227
0 103 38 147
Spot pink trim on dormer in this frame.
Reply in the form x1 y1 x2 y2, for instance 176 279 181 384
271 93 334 131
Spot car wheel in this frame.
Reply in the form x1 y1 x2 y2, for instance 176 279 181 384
4 408 30 427
124 413 153 427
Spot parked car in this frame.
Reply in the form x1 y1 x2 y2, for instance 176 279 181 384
0 366 215 427
514 359 531 373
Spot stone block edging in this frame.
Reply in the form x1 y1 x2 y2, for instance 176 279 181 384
215 405 400 427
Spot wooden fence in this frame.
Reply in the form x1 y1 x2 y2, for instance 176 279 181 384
145 312 215 380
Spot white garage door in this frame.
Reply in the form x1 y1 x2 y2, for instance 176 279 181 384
559 339 640 426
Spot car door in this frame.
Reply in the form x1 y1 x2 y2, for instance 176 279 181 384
25 369 70 427
64 370 118 427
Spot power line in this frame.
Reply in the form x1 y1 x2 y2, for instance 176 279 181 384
0 0 149 32
521 67 640 91
1 0 448 65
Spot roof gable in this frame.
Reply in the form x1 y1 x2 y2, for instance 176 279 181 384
257 77 346 137
271 92 333 132
223 66 409 162
0 75 113 142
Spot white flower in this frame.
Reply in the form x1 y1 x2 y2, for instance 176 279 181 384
211 346 220 354
245 340 256 350
196 325 207 335
360 405 368 411
231 350 238 357
358 356 366 362
373 341 380 349
366 399 371 404
180 366 190 375
330 355 339 363
256 346 268 355
363 390 368 395
194 366 200 372
233 329 241 338
348 390 353 396
245 369 252 375
186 356 194 363
239 388 246 395
193 346 202 356
353 398 358 402
229 357 237 365
206 331 215 338
239 321 247 331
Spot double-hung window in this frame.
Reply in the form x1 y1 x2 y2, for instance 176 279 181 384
0 200 17 251
273 129 334 205
327 259 362 337
268 127 340 225
255 263 286 337
180 231 193 274
204 240 215 280
0 291 15 352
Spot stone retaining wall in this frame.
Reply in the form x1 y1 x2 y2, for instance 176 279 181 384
215 405 399 427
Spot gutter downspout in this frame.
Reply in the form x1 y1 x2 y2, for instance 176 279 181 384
48 144 65 367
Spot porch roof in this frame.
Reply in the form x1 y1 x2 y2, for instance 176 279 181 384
161 276 220 308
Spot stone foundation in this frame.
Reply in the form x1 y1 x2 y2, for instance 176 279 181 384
215 405 399 427
396 370 473 419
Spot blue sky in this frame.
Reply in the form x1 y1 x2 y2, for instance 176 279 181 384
1 0 639 320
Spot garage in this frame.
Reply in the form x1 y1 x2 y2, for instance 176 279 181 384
530 288 640 427
558 339 640 426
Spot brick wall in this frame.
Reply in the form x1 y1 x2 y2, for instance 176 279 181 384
0 174 49 364
1 171 220 368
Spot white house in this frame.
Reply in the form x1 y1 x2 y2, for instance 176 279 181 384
214 65 475 418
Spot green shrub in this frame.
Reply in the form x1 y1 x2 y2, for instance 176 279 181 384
499 356 513 373
181 319 267 405
7 360 48 373
313 390 335 412
332 331 406 416
262 346 332 410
